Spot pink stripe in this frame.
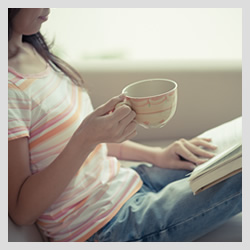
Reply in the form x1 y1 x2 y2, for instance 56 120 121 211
32 148 63 164
8 105 29 110
8 66 50 80
31 70 56 99
61 174 140 241
108 157 115 178
44 161 122 235
9 127 29 134
30 88 70 131
31 137 69 156
9 118 30 123
9 77 22 84
8 67 24 79
50 158 104 209
31 75 61 110
8 97 28 102
30 86 77 138
136 105 175 115
91 174 137 222
62 161 101 195
40 199 84 220
39 182 96 223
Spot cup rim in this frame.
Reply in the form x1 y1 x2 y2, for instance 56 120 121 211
122 78 177 99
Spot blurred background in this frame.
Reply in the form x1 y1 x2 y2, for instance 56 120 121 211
41 8 242 143
41 8 241 63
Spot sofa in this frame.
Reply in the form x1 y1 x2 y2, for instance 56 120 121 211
8 59 242 242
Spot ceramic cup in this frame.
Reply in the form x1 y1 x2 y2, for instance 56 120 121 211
116 78 178 129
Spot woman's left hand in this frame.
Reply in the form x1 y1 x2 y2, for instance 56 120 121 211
153 138 218 171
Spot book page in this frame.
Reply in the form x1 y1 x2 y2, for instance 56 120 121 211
191 143 242 178
187 117 242 178
197 116 242 154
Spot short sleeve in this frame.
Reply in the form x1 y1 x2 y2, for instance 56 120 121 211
8 83 31 141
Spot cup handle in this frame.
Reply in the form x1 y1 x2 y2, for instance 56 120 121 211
114 98 131 110
114 98 138 124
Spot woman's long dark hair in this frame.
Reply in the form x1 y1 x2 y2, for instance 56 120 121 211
8 8 84 87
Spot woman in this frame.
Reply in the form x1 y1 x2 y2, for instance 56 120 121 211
8 8 241 242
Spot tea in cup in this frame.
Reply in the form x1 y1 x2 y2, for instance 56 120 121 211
117 78 178 129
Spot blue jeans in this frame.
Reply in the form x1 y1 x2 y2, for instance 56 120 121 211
87 164 242 242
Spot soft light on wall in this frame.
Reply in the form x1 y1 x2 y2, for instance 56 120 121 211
41 8 242 63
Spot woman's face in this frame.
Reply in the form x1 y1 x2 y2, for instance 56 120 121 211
12 8 50 36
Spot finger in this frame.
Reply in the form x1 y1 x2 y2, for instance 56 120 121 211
114 122 137 143
123 128 138 141
184 140 216 159
174 160 196 171
111 105 134 122
202 138 212 142
192 138 218 150
95 96 124 116
118 93 125 100
176 143 207 165
119 109 136 128
123 120 137 135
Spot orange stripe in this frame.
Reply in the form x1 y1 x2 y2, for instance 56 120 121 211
18 79 36 90
30 89 82 149
32 76 62 109
136 105 176 115
37 197 88 227
30 84 75 135
8 134 29 141
8 79 35 90
82 144 102 166
8 83 20 90
74 180 143 242
76 144 102 175
149 96 168 105
59 197 89 223
8 103 29 109
53 180 142 242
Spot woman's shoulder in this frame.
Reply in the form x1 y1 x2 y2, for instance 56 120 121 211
8 42 49 77
8 63 52 83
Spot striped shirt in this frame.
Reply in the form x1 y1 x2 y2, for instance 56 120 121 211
8 64 142 241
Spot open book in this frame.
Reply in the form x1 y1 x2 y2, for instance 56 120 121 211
189 117 242 195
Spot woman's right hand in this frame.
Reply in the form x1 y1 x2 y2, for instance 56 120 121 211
8 96 135 226
73 95 137 147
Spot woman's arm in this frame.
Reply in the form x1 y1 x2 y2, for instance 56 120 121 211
107 141 160 163
8 136 94 226
8 96 137 226
107 138 217 170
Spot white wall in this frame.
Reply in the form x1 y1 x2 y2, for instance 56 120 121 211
41 8 242 62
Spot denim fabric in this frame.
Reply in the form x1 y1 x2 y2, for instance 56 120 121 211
86 164 242 242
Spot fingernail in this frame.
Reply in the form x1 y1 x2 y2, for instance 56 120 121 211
198 159 207 164
206 152 215 156
190 165 196 170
